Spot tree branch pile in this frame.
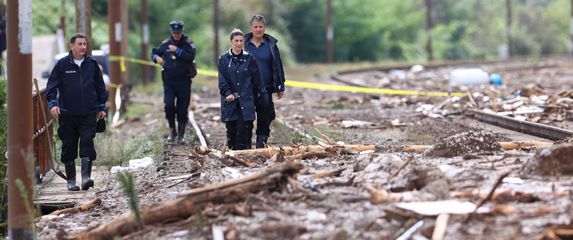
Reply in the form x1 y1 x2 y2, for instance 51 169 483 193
74 161 304 240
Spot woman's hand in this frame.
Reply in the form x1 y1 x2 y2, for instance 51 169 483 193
225 94 235 102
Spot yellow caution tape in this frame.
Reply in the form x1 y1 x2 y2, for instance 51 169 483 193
109 55 464 97
285 80 464 97
108 82 122 89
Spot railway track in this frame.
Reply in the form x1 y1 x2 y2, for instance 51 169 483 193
467 109 573 141
331 70 573 142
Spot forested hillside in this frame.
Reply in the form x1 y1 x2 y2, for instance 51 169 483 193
32 0 570 65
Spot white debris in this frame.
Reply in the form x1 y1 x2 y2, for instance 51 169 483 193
129 157 153 169
394 200 489 216
341 120 373 128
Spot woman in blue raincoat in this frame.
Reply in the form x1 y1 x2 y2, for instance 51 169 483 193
218 29 266 150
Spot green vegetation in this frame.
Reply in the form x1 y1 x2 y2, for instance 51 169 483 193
329 101 346 110
31 0 570 75
123 103 148 120
116 172 143 229
95 132 162 169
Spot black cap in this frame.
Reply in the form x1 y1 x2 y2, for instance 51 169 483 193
169 20 184 33
96 118 106 133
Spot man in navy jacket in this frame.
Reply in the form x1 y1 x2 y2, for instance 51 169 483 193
46 33 107 191
244 15 286 148
151 20 196 144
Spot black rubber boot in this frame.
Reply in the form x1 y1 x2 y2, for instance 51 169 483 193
177 122 186 144
256 135 268 149
81 157 94 190
167 128 177 142
167 119 177 142
64 162 80 191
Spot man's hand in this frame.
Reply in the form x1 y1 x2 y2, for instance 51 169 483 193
168 45 178 52
225 94 235 102
155 56 165 66
50 106 60 120
277 91 285 99
97 111 106 120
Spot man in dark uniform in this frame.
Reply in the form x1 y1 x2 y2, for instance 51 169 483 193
151 20 196 144
46 33 107 191
244 15 286 148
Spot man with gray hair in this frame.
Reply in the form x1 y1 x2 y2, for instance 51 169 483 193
244 14 286 148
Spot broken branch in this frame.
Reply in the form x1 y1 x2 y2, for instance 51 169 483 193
35 198 102 223
74 161 303 240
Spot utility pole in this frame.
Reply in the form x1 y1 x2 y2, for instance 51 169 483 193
120 0 128 113
75 0 92 55
570 0 573 55
506 0 513 57
140 0 149 85
213 0 219 66
60 0 66 41
108 0 121 120
7 0 34 238
425 0 433 61
326 0 333 63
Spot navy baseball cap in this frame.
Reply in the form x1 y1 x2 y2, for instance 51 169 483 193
169 20 184 33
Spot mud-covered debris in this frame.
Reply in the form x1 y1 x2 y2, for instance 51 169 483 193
389 166 447 193
521 144 573 176
554 135 573 144
260 223 307 239
353 154 403 173
424 131 501 158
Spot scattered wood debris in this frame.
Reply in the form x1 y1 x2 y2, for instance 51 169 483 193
74 161 303 240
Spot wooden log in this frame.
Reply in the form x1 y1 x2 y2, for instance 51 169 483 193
431 214 449 240
230 145 376 158
498 141 552 150
310 167 345 179
75 161 303 240
35 198 102 223
366 186 402 204
228 141 551 158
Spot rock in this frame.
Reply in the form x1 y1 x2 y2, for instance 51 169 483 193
390 166 447 192
424 131 501 158
521 144 573 176
363 154 404 173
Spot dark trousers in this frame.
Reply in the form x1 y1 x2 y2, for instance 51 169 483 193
255 93 276 136
163 79 191 126
225 110 254 150
57 113 97 164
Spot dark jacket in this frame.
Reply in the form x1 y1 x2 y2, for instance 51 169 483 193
151 34 196 80
218 49 266 122
46 51 107 115
244 33 286 93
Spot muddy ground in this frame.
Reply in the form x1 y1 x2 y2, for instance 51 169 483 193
36 58 573 240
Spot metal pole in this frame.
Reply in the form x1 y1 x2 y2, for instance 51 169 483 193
120 0 128 113
213 0 219 66
570 0 573 55
326 0 333 63
506 0 513 57
60 0 66 42
425 0 433 61
7 0 34 238
140 0 149 85
108 0 121 116
75 0 92 55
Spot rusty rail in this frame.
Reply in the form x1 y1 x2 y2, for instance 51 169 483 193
467 109 573 141
32 86 54 176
